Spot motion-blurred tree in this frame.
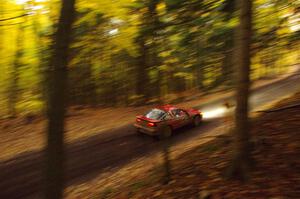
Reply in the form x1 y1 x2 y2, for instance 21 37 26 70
8 21 24 118
45 0 76 198
227 0 253 181
133 0 163 102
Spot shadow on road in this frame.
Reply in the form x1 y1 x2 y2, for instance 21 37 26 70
0 119 217 199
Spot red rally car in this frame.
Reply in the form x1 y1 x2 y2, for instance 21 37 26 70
134 104 202 138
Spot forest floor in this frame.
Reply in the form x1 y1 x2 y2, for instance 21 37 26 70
79 91 300 199
0 69 299 199
0 69 295 160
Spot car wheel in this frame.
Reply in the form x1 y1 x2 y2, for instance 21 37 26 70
193 115 201 127
159 126 172 139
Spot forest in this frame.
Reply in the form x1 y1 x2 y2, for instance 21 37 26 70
0 0 300 199
0 0 299 117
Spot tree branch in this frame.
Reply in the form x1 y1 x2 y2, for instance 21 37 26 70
257 103 300 113
0 14 28 22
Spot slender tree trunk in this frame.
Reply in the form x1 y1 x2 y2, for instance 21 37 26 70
45 0 76 199
136 40 147 96
195 38 205 90
0 2 5 115
32 11 49 115
220 47 233 84
85 58 97 106
227 0 253 181
8 21 24 117
148 0 161 100
134 0 161 102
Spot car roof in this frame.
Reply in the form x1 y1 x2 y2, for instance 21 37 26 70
156 104 178 112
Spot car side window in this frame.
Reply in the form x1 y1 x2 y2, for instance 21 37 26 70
171 109 181 118
172 109 188 118
179 109 189 119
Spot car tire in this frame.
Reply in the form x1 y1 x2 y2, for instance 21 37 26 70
159 126 172 139
193 115 202 127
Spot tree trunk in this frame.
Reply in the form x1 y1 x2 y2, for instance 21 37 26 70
220 48 233 85
148 0 162 100
136 36 149 100
8 21 24 118
32 11 49 115
85 58 97 106
195 37 205 90
227 0 253 181
45 0 76 199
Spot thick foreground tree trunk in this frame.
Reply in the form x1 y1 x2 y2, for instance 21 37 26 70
227 0 253 181
45 0 76 199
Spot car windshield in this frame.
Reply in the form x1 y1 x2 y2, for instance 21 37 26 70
145 109 166 120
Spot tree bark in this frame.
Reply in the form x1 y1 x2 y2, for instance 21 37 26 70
8 8 26 118
8 23 23 118
220 48 233 85
194 37 205 90
45 0 76 199
136 36 149 100
31 10 49 115
148 0 161 100
135 0 161 101
227 0 253 181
